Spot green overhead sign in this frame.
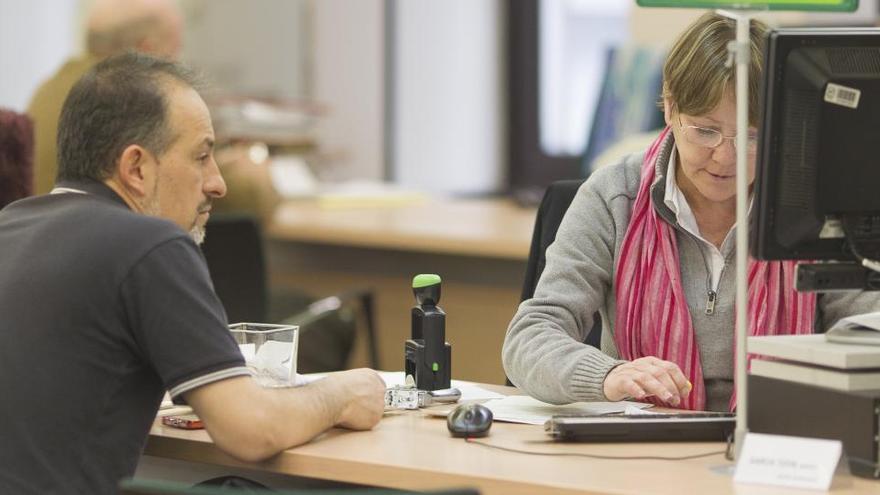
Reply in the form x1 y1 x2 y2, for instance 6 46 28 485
636 0 858 11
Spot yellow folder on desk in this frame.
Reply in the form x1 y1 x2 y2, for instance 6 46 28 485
316 181 427 209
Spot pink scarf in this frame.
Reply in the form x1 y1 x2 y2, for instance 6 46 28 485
613 128 816 411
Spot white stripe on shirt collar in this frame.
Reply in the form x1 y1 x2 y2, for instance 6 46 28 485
50 187 87 195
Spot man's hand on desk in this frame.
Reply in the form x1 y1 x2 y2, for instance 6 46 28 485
182 368 386 462
603 356 691 406
327 368 387 430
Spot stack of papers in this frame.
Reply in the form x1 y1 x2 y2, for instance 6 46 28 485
479 396 652 425
827 311 880 345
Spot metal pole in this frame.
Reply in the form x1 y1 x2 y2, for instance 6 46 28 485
718 8 752 460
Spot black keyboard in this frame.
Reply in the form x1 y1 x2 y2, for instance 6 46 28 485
551 412 734 419
545 412 736 442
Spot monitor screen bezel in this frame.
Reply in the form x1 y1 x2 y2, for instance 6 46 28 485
751 27 880 261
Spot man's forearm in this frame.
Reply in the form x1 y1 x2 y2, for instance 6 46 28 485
186 376 348 462
186 369 385 462
258 376 351 451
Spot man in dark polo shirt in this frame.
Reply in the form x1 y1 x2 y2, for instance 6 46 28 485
0 53 385 495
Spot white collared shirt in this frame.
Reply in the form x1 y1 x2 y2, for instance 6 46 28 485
663 149 734 291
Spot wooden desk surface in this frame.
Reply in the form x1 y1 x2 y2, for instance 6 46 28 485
145 385 877 495
266 197 536 261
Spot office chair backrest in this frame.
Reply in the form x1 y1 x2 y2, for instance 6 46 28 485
200 214 268 323
520 179 601 350
0 109 34 209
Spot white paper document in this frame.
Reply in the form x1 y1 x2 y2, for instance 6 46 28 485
239 342 297 386
454 385 506 402
238 343 256 362
481 395 652 425
623 404 661 415
827 311 880 345
830 311 880 331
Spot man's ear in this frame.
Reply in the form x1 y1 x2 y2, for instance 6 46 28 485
115 144 156 198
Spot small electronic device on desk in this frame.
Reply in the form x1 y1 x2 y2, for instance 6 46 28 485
405 274 451 391
161 413 204 430
384 376 461 410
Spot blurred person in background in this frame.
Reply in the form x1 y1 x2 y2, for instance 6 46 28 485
27 0 280 223
28 0 183 196
0 109 34 209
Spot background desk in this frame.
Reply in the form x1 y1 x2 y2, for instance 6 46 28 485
144 384 878 495
265 197 536 383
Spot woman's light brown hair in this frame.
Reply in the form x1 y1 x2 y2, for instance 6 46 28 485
662 12 768 125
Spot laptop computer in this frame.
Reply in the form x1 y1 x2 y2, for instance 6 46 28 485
545 412 736 442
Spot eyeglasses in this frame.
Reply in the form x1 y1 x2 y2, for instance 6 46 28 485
677 115 758 153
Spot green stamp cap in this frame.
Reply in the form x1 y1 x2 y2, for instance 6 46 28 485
413 274 441 288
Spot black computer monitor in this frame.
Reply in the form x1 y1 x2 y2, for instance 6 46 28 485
751 27 880 269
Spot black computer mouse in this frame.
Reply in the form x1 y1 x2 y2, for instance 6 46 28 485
446 403 493 438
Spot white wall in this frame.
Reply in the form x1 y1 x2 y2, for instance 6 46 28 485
390 0 506 194
0 0 78 112
181 0 309 101
310 0 385 181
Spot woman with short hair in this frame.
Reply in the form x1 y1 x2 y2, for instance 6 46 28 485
502 12 880 411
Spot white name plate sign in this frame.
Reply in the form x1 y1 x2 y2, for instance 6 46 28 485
734 432 842 491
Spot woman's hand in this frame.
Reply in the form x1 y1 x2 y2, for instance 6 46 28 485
603 357 692 406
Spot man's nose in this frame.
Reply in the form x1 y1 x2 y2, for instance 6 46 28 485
204 158 227 199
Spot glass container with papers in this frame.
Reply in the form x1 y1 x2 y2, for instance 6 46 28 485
230 322 299 387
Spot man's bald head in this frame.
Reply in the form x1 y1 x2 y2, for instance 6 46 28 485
86 0 183 59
